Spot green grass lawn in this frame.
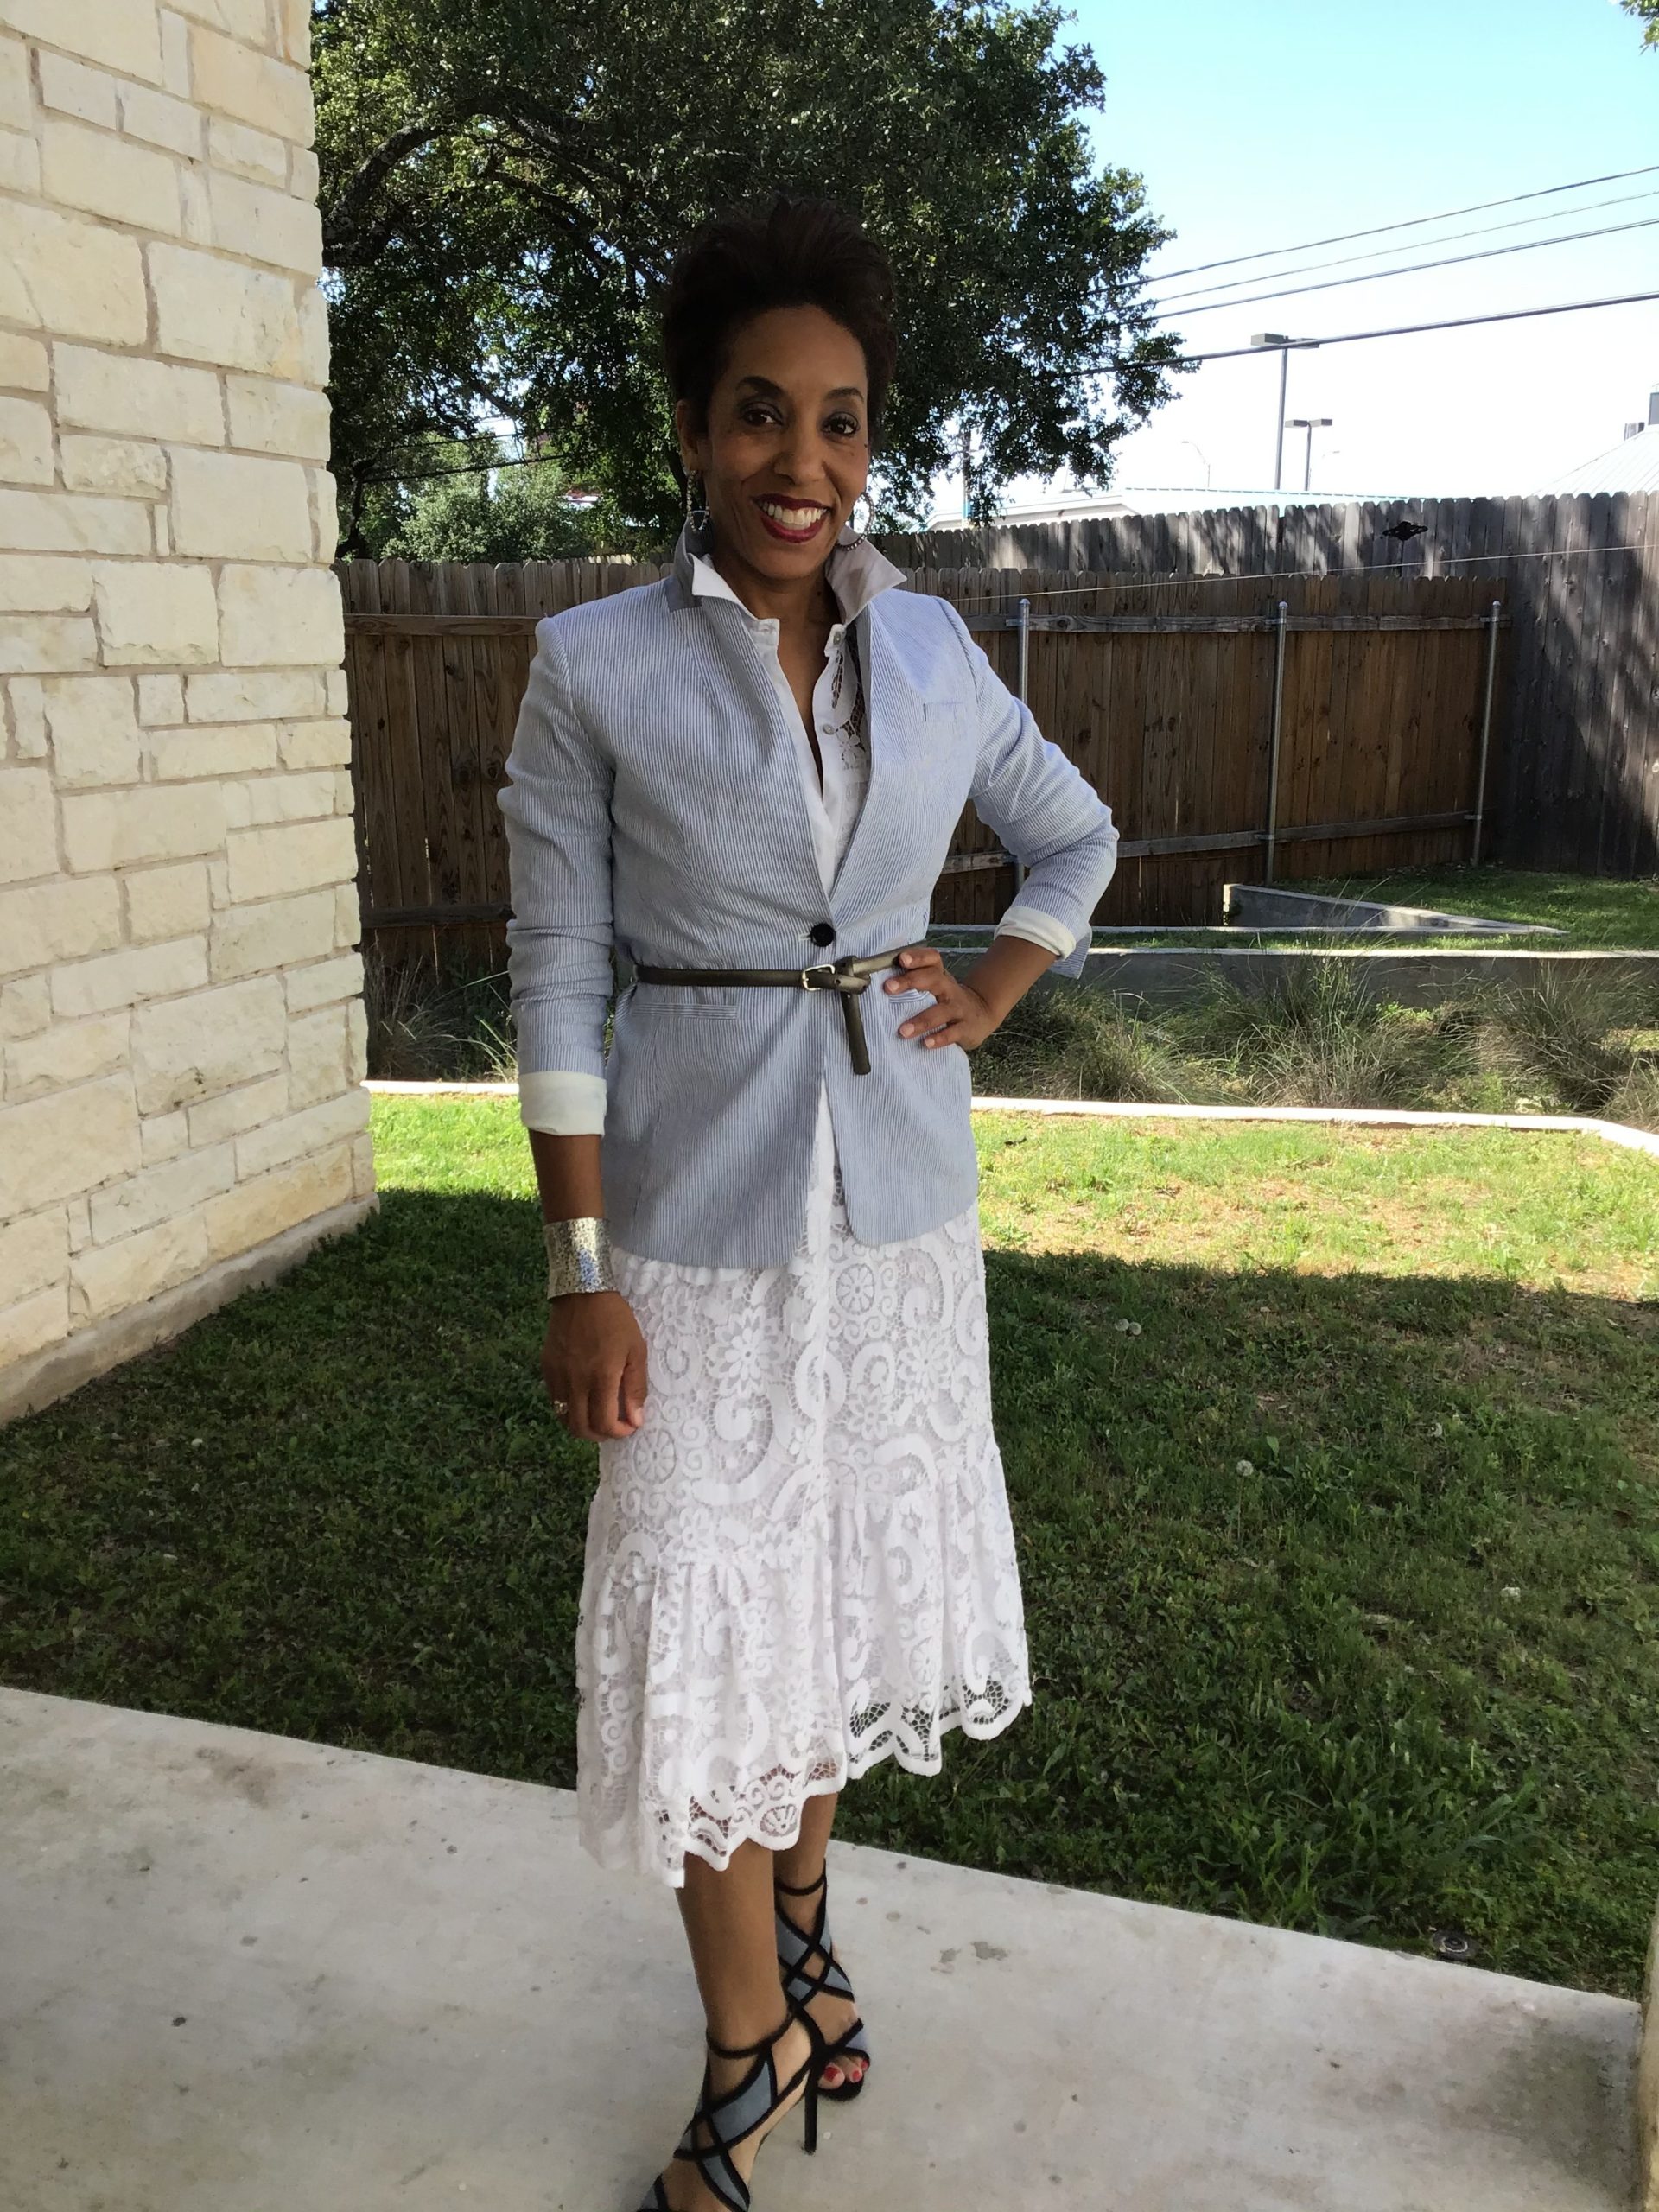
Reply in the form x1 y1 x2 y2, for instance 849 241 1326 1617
1287 865 1659 949
931 866 1659 949
3 1097 1656 1998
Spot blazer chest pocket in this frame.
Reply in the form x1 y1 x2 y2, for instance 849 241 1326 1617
923 697 973 723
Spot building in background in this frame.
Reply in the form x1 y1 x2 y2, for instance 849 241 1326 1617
1535 388 1659 496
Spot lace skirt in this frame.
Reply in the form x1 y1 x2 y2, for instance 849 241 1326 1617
575 1088 1031 1885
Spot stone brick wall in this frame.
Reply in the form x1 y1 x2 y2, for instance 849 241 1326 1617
0 0 372 1414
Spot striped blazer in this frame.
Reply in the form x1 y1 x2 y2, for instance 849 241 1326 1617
499 521 1119 1268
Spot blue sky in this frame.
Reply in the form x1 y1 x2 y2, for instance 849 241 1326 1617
968 0 1659 505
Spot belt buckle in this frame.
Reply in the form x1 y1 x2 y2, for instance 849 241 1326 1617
799 962 837 989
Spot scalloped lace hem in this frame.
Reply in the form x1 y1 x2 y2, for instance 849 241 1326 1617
578 1683 1033 1886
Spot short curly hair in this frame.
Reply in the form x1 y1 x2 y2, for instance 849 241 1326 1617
662 196 899 441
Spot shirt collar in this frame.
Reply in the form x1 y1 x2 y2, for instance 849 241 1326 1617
671 512 904 627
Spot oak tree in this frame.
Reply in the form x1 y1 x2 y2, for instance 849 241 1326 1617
316 0 1180 548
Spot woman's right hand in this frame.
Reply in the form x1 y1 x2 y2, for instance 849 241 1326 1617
543 1290 649 1440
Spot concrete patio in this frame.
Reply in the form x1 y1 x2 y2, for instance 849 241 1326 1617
0 1687 1639 2211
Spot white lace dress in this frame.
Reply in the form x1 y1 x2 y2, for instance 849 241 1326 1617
575 586 1032 1887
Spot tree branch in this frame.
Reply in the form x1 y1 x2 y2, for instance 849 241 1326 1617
323 93 641 265
323 122 449 262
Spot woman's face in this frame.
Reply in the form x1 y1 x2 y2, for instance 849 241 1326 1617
676 304 871 586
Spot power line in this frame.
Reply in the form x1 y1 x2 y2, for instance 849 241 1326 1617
365 294 1659 489
1153 212 1659 321
1149 284 1659 365
360 448 564 486
1149 162 1659 282
1153 185 1659 310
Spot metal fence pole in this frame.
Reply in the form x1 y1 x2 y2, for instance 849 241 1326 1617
1012 594 1030 892
1470 598 1503 867
1263 599 1289 882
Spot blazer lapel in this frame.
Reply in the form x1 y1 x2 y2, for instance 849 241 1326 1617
693 597 828 913
670 517 913 924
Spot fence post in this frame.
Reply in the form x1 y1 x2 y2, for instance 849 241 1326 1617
1263 598 1289 882
1470 597 1503 867
1013 594 1030 893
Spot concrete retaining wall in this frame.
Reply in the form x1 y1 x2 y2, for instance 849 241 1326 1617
1043 948 1659 1008
1221 884 1564 936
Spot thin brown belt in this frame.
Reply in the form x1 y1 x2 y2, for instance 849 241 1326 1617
632 948 910 1076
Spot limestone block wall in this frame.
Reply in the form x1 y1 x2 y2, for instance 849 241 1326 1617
0 0 373 1417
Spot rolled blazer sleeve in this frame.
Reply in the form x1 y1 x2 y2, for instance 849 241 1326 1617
940 600 1117 980
498 618 615 1084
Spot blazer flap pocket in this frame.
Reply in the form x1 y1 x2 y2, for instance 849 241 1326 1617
632 982 742 1018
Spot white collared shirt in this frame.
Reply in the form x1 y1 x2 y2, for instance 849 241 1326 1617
519 535 1074 1135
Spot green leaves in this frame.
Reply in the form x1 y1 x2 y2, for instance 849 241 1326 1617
315 0 1181 542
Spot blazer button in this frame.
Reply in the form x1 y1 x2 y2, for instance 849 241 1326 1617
809 921 836 947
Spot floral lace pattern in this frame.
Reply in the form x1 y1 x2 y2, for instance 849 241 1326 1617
577 1096 1031 1884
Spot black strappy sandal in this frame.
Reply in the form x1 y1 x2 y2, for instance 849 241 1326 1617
637 2005 822 2211
774 1869 872 2102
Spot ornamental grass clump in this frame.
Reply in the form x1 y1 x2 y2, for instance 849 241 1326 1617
1178 968 1459 1110
363 955 516 1084
1483 969 1659 1117
970 979 1198 1105
359 945 1659 1130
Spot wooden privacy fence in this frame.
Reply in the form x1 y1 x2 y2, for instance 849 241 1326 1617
338 560 1508 960
885 490 1659 880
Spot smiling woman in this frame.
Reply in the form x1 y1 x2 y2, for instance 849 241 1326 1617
495 195 1120 2212
663 198 895 566
677 302 879 766
662 203 898 760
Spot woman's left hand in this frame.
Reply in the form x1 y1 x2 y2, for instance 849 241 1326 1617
882 944 999 1051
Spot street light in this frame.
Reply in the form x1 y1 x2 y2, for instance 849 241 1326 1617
1250 332 1320 491
1287 416 1333 493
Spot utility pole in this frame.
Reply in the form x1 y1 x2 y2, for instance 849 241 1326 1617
1251 333 1320 491
1287 416 1333 492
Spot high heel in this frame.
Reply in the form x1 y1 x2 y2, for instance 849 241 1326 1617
637 2004 822 2211
775 1867 872 2103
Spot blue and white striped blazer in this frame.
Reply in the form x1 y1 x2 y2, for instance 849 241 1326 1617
499 520 1118 1268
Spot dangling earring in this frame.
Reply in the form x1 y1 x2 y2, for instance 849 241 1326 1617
684 469 709 526
849 492 874 538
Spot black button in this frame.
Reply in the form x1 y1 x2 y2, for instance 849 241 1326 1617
809 921 836 947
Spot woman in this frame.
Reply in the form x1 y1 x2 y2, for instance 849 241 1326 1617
499 197 1117 2212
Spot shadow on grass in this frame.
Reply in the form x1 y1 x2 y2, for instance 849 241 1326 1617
2 1187 1655 1998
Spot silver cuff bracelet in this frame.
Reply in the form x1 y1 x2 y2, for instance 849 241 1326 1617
543 1216 615 1298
